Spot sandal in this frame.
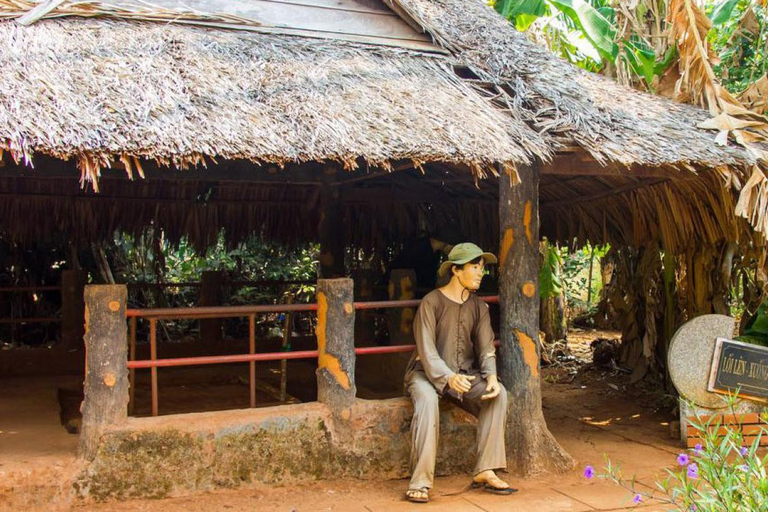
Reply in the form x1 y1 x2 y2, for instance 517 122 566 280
405 487 430 503
471 481 518 495
471 471 518 495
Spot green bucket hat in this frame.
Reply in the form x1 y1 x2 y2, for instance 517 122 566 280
438 243 498 277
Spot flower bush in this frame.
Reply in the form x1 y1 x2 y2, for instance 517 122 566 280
584 396 768 511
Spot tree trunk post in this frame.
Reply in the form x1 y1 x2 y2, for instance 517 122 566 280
499 163 574 475
319 183 346 279
79 285 129 460
315 278 356 413
61 269 87 351
199 270 224 343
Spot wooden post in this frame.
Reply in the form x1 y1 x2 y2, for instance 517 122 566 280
352 268 376 345
386 269 417 345
498 163 574 474
319 183 346 278
79 285 129 460
315 278 356 411
199 270 224 343
60 269 87 351
281 294 294 402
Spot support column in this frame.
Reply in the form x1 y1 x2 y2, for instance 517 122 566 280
61 269 87 351
79 285 128 460
199 270 224 343
319 183 346 278
498 163 574 474
315 278 356 412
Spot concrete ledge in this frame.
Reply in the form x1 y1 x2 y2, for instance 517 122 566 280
74 398 479 502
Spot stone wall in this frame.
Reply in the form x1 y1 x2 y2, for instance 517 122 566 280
74 398 477 501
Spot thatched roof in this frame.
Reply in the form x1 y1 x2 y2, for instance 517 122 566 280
0 0 761 177
392 0 758 169
0 15 546 184
0 0 763 256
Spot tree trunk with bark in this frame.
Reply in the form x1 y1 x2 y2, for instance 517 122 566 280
79 285 128 460
498 163 574 475
315 278 356 412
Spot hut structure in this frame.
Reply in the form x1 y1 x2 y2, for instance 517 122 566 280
0 0 766 501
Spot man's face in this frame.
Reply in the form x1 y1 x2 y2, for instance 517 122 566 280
453 260 486 290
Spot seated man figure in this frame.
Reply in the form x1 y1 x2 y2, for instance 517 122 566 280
404 243 515 503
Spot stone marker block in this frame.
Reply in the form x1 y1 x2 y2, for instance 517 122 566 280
668 314 735 409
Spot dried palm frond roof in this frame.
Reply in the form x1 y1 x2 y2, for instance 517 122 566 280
392 0 760 169
0 15 546 185
0 0 761 177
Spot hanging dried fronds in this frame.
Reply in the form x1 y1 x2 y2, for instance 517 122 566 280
739 75 768 115
667 0 768 156
735 165 768 235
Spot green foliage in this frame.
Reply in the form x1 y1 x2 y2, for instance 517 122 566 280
588 395 768 511
735 300 768 347
494 0 672 84
111 230 319 307
547 0 617 59
497 0 767 94
539 243 564 299
707 0 768 94
711 0 742 25
560 243 610 313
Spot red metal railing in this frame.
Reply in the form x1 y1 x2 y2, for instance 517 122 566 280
127 295 499 416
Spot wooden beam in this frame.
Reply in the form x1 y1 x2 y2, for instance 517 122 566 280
541 178 669 209
545 151 694 179
0 191 310 207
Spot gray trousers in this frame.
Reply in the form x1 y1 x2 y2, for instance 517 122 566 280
407 371 508 490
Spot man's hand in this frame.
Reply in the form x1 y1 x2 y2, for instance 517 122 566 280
481 374 501 400
447 373 475 394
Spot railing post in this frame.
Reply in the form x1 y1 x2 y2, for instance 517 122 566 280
61 269 87 351
199 270 224 343
315 278 356 411
79 284 128 460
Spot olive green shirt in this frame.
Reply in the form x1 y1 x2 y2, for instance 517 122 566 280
404 289 497 393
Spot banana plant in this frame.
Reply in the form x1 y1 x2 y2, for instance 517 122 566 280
493 0 676 88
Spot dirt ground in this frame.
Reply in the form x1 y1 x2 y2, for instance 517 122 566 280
1 328 685 512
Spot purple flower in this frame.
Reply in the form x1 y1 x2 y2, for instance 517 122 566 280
632 493 642 504
740 446 749 457
677 453 689 466
583 465 594 479
687 463 699 479
690 505 697 511
694 443 703 455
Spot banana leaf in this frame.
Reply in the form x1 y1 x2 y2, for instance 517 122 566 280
495 0 547 29
624 40 656 88
548 0 618 59
539 245 564 299
710 0 741 25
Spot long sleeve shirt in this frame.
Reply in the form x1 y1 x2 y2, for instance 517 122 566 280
404 289 497 393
